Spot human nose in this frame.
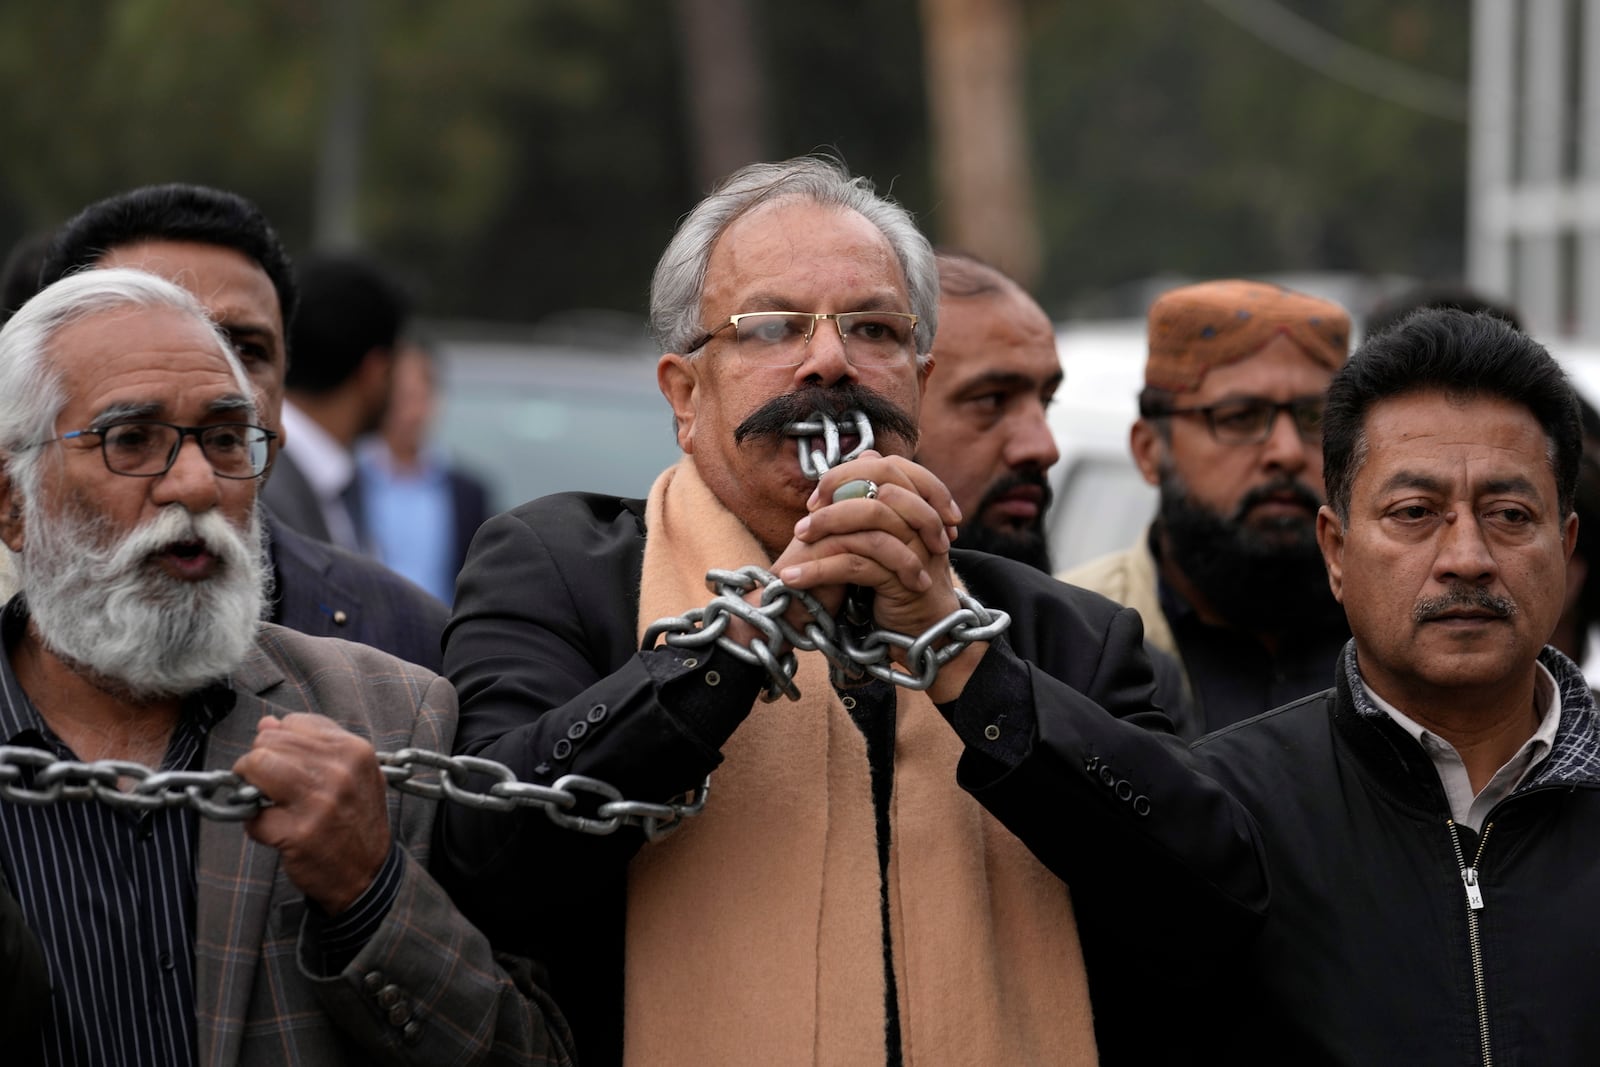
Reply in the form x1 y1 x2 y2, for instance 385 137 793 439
793 314 858 386
1259 406 1310 473
1433 510 1497 584
151 433 223 512
1005 401 1061 471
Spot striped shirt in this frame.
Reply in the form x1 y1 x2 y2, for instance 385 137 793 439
0 599 401 1064
0 601 224 1067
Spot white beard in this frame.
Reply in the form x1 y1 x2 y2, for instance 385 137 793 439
17 497 268 701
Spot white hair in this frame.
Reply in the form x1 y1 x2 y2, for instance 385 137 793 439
0 266 252 499
649 156 939 363
20 497 267 699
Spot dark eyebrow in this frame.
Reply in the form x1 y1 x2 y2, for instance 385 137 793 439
956 369 1064 395
1479 475 1542 499
1374 470 1450 498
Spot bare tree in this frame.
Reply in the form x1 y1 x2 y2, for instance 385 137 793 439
675 0 771 192
921 0 1041 286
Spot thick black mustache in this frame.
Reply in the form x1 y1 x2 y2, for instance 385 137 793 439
733 383 919 449
1413 584 1517 624
1232 476 1323 522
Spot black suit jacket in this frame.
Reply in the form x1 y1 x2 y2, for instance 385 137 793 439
265 511 448 673
437 491 1179 1066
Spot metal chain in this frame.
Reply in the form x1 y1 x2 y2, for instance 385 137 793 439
792 409 874 479
0 745 709 842
642 565 1011 701
0 413 982 838
645 410 1013 701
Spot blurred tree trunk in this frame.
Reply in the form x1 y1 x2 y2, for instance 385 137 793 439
315 0 366 250
675 0 770 193
921 0 1041 287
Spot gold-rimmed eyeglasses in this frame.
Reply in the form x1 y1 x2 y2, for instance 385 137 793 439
685 310 919 367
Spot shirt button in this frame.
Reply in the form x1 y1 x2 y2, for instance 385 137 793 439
842 696 857 710
158 951 174 971
333 610 349 626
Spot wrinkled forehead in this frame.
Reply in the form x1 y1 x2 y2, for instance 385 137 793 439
50 304 252 416
703 200 910 310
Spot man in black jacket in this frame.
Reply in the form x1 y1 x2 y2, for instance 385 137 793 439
438 156 1178 1067
964 307 1600 1065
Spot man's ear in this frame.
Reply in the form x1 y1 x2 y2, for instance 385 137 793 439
1129 419 1165 488
0 461 24 554
1316 504 1345 603
657 353 700 454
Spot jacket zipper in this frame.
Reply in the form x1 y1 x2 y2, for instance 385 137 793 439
1447 819 1494 1066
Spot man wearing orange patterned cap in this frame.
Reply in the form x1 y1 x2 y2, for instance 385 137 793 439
1063 279 1352 736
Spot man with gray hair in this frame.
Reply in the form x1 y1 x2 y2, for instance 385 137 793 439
0 268 571 1064
437 156 1172 1065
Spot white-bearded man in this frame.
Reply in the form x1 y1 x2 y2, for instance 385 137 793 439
0 268 572 1065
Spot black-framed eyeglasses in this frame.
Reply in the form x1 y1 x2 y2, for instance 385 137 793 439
1141 396 1326 445
38 420 277 479
684 310 920 367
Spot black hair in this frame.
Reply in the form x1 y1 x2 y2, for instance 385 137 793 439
285 253 409 394
0 229 56 326
1363 283 1523 338
37 184 297 335
1323 307 1582 519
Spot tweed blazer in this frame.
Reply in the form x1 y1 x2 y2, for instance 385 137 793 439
195 623 571 1066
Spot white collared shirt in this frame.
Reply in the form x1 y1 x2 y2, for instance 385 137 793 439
280 402 361 551
1364 664 1561 832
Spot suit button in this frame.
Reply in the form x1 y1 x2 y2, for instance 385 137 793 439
983 724 1001 741
387 1002 411 1027
333 610 349 626
567 721 588 740
553 739 572 760
587 704 608 723
682 657 699 669
841 696 857 710
402 1019 424 1045
363 971 384 993
377 984 404 1009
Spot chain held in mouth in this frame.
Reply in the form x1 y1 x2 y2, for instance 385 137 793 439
788 409 874 480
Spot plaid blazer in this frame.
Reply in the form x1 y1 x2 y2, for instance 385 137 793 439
194 623 572 1066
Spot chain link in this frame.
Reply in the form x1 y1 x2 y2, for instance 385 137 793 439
642 565 1010 701
791 409 874 479
0 412 989 838
646 410 1012 701
0 745 708 842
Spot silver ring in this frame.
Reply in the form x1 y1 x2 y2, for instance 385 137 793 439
833 478 879 503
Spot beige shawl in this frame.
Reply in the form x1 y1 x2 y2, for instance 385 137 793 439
625 457 1096 1066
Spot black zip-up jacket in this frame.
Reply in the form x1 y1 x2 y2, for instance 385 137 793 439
959 641 1600 1066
